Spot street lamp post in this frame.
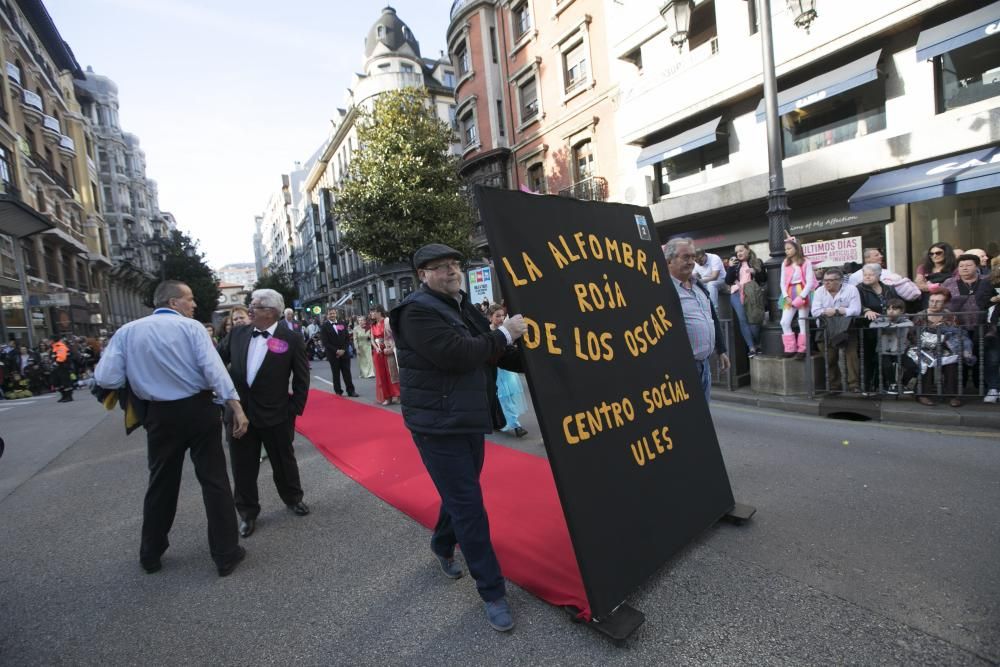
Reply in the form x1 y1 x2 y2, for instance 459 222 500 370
659 0 817 356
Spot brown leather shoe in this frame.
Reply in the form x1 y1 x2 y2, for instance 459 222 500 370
917 396 935 406
949 398 962 408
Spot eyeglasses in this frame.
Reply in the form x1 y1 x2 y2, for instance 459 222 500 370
424 260 462 272
929 250 945 256
822 277 842 282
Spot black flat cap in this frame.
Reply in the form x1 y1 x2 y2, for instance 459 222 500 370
412 243 463 270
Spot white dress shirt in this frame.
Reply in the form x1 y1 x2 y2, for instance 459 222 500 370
811 283 862 317
247 321 279 386
94 308 238 401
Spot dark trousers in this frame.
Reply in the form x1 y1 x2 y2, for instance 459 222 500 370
328 354 355 395
229 419 303 520
141 392 240 568
412 431 505 602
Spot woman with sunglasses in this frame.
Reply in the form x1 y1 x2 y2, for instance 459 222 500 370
915 242 958 309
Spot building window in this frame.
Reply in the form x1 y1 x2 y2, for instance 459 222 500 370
401 62 414 73
654 139 730 195
496 99 506 137
563 40 588 94
512 1 532 42
572 139 594 182
936 35 1000 113
448 104 458 129
518 76 539 124
490 27 499 63
456 42 471 77
0 145 13 188
527 162 546 193
460 110 478 147
377 26 385 39
443 70 455 87
781 81 886 158
688 0 718 52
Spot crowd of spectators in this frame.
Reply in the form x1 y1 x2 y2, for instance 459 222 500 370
688 241 1000 405
0 335 101 399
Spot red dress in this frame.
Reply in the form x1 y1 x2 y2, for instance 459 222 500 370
371 320 400 403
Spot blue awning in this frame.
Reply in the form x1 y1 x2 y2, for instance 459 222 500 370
636 117 722 168
915 1 1000 61
848 146 1000 211
755 50 882 122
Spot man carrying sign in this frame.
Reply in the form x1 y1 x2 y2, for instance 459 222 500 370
390 243 527 632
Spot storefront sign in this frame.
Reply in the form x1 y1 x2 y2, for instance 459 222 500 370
789 205 892 235
685 223 769 251
1 295 23 309
29 293 70 307
803 236 863 268
476 187 736 621
466 266 494 304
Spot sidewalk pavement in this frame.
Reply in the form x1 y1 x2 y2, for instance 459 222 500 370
712 387 1000 431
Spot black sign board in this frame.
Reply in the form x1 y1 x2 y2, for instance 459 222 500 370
475 187 736 620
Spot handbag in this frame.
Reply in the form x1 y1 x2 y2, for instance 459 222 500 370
743 280 765 325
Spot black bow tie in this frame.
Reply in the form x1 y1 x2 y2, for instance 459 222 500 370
252 329 270 338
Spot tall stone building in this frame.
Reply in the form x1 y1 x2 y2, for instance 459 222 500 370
301 6 457 314
76 67 169 328
611 0 1000 279
0 0 110 343
446 0 620 251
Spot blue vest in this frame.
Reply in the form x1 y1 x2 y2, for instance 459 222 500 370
391 290 492 435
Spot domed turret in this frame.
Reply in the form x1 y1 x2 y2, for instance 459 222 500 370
364 6 420 59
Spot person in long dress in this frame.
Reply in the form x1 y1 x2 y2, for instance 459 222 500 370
352 316 375 379
487 305 528 437
370 305 400 405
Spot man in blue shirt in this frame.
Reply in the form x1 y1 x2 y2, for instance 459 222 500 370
95 281 250 577
665 238 729 402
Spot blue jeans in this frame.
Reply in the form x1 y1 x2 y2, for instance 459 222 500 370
695 357 712 403
411 431 505 602
730 292 760 352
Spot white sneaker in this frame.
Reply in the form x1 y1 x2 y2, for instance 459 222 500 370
984 389 999 404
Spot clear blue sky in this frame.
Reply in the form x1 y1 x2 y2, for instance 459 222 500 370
45 0 454 268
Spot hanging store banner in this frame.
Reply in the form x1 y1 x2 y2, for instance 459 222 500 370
803 236 863 268
475 186 736 621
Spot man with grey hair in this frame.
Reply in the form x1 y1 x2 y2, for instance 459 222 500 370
664 237 729 402
219 288 311 538
280 307 301 334
95 280 250 576
811 267 862 392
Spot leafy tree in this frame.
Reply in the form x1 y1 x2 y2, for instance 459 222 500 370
333 88 474 265
248 268 298 309
143 230 220 323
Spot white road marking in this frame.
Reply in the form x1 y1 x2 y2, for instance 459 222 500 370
313 376 334 386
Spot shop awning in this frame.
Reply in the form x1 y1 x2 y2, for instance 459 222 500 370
915 1 1000 61
848 146 1000 211
755 50 882 121
636 117 722 168
0 194 53 238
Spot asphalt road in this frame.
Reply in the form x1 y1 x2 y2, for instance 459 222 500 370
1 367 997 665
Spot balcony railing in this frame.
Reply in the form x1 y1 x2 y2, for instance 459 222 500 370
42 114 60 135
558 176 608 202
22 89 43 114
5 62 21 87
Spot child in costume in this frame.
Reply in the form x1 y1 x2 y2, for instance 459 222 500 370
780 234 817 358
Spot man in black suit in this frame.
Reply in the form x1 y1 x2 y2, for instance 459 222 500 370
219 288 311 538
319 307 357 397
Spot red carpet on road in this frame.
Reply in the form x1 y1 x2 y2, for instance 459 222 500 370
296 389 590 619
